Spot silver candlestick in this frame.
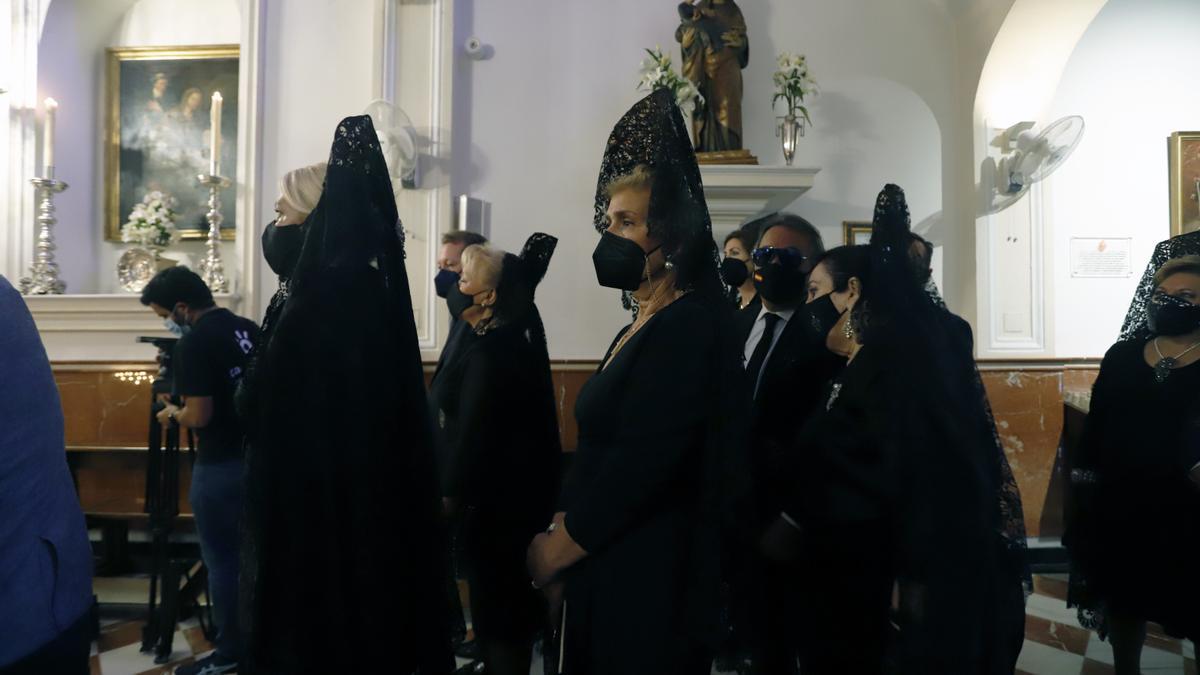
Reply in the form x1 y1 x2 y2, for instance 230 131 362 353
196 173 231 292
19 173 69 295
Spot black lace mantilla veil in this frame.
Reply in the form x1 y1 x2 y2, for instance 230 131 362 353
871 189 1031 594
866 185 1017 672
240 116 450 675
1119 229 1200 340
501 232 557 365
592 87 724 311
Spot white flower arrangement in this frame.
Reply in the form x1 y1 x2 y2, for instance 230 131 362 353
773 52 819 124
120 191 179 248
637 46 704 112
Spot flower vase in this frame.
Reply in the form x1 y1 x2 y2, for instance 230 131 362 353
776 114 805 166
149 245 178 272
679 100 696 147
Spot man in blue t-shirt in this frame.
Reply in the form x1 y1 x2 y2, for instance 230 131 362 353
141 267 257 675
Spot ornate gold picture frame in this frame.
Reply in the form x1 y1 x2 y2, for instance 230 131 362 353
105 45 239 241
1168 131 1200 237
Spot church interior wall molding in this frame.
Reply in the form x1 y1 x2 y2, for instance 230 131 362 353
699 164 819 234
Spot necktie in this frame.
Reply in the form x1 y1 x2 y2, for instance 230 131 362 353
746 312 781 397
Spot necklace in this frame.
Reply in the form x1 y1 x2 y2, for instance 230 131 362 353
1151 337 1200 383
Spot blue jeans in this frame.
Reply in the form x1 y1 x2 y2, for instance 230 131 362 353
190 458 244 660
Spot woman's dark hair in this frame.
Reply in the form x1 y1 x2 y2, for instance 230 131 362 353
908 233 934 285
724 228 754 252
812 245 871 294
140 266 215 309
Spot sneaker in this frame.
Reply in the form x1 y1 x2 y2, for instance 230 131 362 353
453 639 481 660
175 652 238 675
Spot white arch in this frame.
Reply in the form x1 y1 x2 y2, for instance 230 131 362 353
975 0 1108 129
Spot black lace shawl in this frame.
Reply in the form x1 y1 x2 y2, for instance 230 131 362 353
864 185 1017 672
592 88 724 312
1119 230 1200 341
239 116 451 675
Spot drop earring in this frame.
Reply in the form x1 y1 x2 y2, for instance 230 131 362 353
843 318 855 340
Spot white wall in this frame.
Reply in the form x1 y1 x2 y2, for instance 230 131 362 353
254 0 378 316
455 0 959 360
34 0 240 294
1045 0 1200 356
36 0 133 292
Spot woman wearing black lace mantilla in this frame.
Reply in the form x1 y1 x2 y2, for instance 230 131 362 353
238 116 452 675
525 88 747 675
433 234 562 675
1066 254 1200 674
769 185 1009 673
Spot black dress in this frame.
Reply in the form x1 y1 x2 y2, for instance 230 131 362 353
781 345 900 675
433 320 561 642
779 339 999 675
1065 339 1200 640
559 293 729 675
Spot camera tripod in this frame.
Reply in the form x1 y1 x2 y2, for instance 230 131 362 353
139 368 214 663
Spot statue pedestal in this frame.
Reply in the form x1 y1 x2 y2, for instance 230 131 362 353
699 165 819 233
696 149 758 165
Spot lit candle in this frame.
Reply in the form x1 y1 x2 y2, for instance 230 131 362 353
209 92 222 176
43 97 57 176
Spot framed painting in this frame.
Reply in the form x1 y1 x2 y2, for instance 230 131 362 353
843 221 871 245
105 45 239 241
1169 131 1200 236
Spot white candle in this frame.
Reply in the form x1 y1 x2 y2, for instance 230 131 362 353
209 92 222 176
43 97 57 175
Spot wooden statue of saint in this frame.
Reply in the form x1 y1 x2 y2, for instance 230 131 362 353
676 0 754 162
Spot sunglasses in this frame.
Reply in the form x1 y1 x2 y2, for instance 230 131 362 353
751 246 808 268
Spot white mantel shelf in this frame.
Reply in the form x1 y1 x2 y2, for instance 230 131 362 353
699 165 820 232
24 293 241 362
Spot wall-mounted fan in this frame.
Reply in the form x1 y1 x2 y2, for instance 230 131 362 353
984 115 1085 214
364 99 419 189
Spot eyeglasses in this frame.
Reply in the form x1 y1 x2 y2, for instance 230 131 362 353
751 246 808 268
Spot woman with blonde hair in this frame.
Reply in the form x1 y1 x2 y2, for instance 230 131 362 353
433 235 560 675
237 119 451 674
526 88 747 675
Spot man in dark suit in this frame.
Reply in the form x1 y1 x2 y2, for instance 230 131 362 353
727 213 844 675
0 275 94 675
429 229 488 663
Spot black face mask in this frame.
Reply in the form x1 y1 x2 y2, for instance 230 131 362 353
1147 293 1200 336
754 262 806 305
262 220 307 278
445 284 476 320
434 269 459 298
720 257 749 288
805 293 845 343
593 230 657 291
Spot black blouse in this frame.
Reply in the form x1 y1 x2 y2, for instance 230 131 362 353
433 321 561 538
559 293 733 674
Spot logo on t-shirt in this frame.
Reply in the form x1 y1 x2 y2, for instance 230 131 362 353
234 329 254 355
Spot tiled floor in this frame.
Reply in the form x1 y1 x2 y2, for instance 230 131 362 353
1017 576 1197 675
88 575 1196 675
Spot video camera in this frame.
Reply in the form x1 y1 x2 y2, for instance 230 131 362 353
137 336 178 399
